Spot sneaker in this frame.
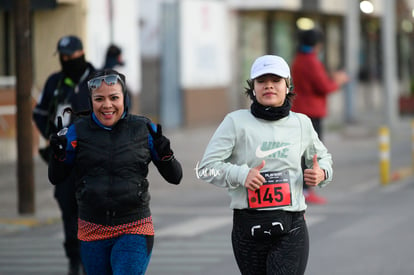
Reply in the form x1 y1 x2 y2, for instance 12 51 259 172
68 261 79 275
68 259 86 275
304 189 327 205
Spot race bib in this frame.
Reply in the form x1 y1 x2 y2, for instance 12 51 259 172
247 170 292 209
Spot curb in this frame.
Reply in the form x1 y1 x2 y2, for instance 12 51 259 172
0 216 60 235
391 166 413 182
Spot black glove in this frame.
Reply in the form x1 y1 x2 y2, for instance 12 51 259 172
50 117 67 160
147 123 173 161
50 131 67 160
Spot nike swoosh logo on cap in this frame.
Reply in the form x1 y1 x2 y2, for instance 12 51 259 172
255 145 290 158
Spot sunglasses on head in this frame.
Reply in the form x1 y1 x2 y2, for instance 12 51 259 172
87 74 125 91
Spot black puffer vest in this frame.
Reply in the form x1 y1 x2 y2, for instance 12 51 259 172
74 115 152 225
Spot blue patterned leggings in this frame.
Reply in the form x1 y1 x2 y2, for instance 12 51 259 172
80 234 154 275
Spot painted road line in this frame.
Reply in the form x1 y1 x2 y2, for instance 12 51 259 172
156 216 231 238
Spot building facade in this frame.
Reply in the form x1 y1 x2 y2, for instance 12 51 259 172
0 0 414 161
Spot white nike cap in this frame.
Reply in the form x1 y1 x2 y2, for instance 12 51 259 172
250 55 290 79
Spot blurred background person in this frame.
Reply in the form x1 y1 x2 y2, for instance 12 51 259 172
32 35 95 275
291 28 349 204
103 44 124 70
102 44 132 110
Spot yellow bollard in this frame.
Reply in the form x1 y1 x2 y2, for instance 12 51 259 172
379 126 390 185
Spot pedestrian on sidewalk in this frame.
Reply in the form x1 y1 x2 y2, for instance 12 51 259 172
101 44 132 110
32 35 95 275
291 28 348 204
102 44 124 70
48 69 183 275
198 55 333 275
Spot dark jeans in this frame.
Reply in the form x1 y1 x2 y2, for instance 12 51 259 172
310 117 323 141
303 117 323 190
54 178 80 262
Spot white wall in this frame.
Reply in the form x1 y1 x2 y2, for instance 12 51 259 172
180 0 231 88
227 0 300 10
86 0 141 94
139 0 163 58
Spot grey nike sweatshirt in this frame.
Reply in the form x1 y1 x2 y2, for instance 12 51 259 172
198 109 333 211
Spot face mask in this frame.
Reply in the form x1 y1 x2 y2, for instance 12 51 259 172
60 54 87 83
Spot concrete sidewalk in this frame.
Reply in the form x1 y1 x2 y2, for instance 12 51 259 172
1 110 413 235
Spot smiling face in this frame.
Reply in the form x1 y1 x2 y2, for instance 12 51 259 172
91 82 124 127
253 74 288 107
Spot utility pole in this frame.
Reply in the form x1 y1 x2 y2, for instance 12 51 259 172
14 0 35 214
344 0 360 123
382 0 398 127
160 2 182 128
108 0 114 42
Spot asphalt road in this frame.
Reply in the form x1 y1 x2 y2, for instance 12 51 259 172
1 174 413 275
1 117 414 275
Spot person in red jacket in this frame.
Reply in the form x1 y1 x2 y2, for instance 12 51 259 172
291 28 348 204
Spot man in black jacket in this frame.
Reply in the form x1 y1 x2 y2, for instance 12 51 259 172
33 35 95 275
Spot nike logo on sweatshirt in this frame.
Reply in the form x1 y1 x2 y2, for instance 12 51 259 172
255 144 290 158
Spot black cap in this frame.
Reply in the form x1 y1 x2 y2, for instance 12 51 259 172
299 29 323 47
56 35 83 55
